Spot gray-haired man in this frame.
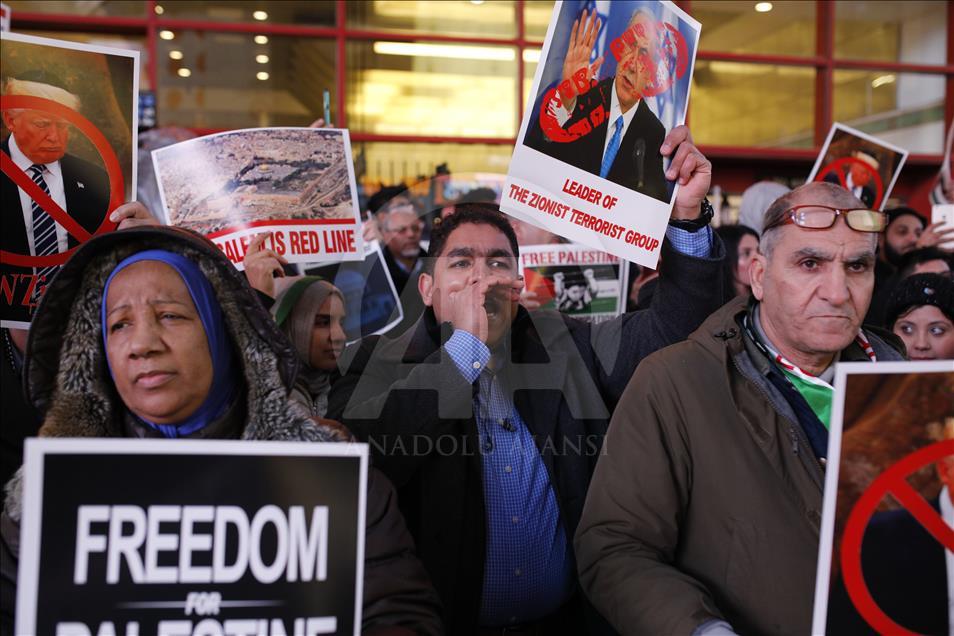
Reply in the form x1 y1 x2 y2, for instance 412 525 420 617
576 181 906 635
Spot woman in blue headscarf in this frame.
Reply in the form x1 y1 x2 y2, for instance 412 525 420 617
100 249 242 438
1 226 441 635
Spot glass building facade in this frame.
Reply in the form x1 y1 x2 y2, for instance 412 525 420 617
6 0 951 205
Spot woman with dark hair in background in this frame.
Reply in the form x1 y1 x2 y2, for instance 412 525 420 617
271 276 347 418
715 224 760 300
887 272 954 361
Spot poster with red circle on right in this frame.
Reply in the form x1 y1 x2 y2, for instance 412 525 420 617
812 360 954 635
807 123 909 212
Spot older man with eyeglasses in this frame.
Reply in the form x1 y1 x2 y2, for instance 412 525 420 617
375 198 427 335
574 181 906 636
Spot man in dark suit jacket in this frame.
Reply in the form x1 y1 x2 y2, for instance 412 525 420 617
1 74 109 325
525 8 668 203
328 128 721 633
328 204 723 634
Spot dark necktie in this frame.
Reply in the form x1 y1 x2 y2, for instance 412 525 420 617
28 164 59 302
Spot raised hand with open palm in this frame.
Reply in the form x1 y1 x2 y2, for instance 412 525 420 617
560 8 604 111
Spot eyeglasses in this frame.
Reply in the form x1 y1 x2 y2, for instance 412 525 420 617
764 205 887 233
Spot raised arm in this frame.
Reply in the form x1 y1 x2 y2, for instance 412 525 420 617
582 126 725 405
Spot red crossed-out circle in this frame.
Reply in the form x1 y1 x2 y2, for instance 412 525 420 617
636 21 689 98
538 19 689 144
816 156 885 210
0 95 124 268
840 439 954 635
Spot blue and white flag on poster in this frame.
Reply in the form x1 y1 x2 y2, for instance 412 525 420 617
528 0 689 138
504 0 701 269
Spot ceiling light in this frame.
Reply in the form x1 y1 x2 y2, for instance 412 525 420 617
159 30 175 40
177 68 192 78
154 4 164 14
871 74 896 88
522 49 541 63
254 35 268 45
257 71 270 80
373 41 514 62
169 50 183 60
470 0 485 4
252 10 268 20
754 2 773 12
256 54 269 64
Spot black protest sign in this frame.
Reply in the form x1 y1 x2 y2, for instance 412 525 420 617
16 439 368 636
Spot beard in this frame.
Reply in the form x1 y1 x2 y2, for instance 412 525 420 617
882 241 905 267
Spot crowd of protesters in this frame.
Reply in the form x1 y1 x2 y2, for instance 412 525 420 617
1 69 954 636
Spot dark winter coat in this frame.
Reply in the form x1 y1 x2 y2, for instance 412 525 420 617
327 238 726 632
575 296 905 635
0 226 442 636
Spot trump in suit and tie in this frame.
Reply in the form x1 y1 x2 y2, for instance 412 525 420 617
1 71 109 325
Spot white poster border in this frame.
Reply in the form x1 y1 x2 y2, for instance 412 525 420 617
518 242 630 320
0 3 12 32
806 122 909 211
16 437 369 636
810 359 954 634
152 127 364 268
0 30 140 199
1 31 140 329
501 0 701 269
305 239 406 342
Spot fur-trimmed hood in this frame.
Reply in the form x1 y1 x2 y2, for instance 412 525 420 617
6 226 346 520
